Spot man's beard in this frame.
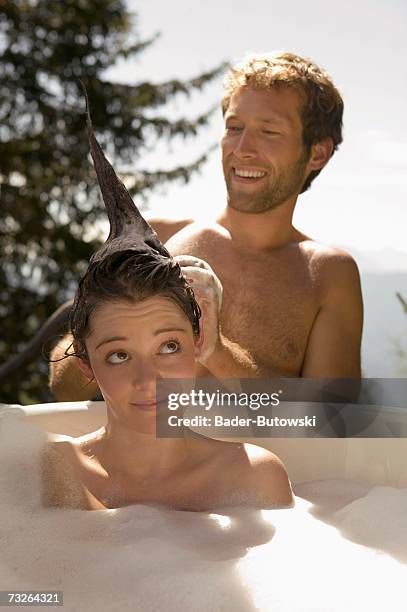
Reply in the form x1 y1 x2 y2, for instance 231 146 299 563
225 150 310 214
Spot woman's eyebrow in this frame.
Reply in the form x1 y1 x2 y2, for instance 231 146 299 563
95 336 127 349
153 327 188 336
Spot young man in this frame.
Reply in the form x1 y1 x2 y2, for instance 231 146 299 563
50 51 363 400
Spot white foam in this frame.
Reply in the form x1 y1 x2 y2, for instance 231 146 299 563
0 414 406 611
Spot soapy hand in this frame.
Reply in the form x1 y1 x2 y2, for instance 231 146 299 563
174 255 223 364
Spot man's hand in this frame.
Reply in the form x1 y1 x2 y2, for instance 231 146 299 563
174 255 223 364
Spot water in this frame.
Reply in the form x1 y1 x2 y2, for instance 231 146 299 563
0 413 406 612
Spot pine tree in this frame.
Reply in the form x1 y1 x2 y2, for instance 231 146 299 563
0 0 225 403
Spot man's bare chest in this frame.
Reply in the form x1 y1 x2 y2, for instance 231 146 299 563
208 251 320 375
228 271 317 369
168 229 322 376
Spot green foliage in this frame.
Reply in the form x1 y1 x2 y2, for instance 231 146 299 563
0 0 225 403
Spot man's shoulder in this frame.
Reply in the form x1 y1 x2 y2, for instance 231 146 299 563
301 240 361 286
164 220 228 258
301 239 356 263
146 216 195 244
147 216 226 254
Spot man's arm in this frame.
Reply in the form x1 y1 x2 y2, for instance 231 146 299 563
200 335 272 378
49 335 99 401
300 252 363 378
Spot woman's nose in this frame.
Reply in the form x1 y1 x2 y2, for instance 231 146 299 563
131 360 157 391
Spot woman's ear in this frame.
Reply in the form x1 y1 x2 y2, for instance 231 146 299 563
194 332 204 359
73 341 94 380
77 358 94 381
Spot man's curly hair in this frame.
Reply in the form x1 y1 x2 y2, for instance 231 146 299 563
221 52 344 192
70 249 201 364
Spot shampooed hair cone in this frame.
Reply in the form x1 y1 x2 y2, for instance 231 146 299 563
83 86 171 263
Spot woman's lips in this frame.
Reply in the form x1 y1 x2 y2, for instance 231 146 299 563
129 399 167 411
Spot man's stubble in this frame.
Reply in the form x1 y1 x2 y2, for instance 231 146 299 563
225 149 310 214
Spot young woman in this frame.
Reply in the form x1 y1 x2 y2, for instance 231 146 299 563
41 101 293 512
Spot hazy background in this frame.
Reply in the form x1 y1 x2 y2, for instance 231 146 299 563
107 0 407 376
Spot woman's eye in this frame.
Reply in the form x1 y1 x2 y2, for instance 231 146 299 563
159 340 180 354
107 351 129 364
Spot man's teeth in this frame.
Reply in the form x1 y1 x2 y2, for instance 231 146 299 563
235 169 266 178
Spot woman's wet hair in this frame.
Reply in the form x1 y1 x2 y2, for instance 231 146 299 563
62 91 201 365
70 248 201 363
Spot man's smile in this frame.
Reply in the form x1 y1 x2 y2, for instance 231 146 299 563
232 167 268 183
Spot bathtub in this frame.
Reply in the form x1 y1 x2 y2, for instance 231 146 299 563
1 400 406 612
8 399 407 486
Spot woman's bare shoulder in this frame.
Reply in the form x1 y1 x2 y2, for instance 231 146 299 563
241 443 294 508
41 436 106 510
190 437 294 508
41 437 82 508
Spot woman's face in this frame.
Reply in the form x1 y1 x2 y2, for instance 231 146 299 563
79 296 201 428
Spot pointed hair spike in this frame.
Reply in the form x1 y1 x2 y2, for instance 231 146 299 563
81 87 170 262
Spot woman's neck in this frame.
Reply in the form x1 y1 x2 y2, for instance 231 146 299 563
93 419 192 481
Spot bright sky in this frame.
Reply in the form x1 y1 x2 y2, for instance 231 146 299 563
107 0 407 259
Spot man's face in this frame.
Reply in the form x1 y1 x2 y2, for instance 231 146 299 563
221 86 310 214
